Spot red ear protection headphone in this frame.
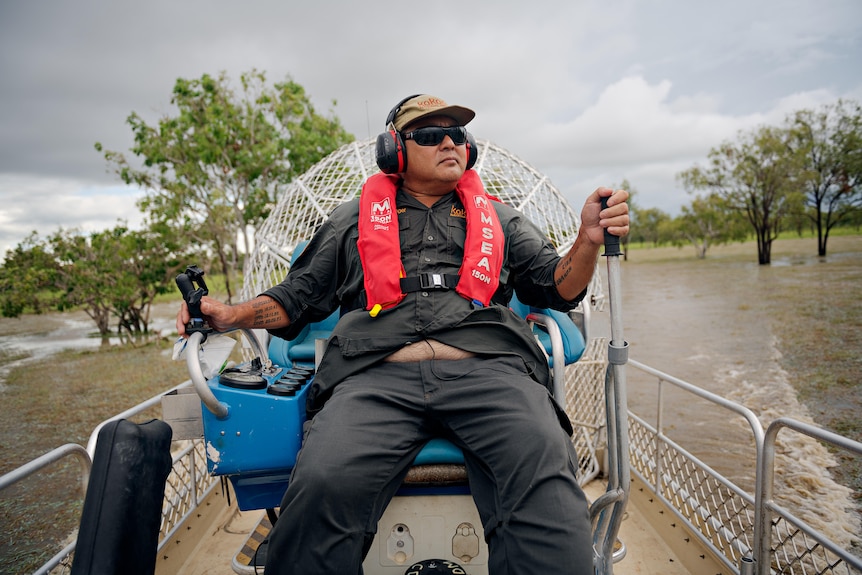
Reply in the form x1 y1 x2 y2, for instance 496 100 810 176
375 94 478 174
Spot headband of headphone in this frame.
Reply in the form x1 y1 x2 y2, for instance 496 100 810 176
385 93 421 130
375 95 478 174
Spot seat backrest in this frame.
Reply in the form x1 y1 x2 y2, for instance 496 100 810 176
268 241 339 368
268 312 338 368
509 292 585 365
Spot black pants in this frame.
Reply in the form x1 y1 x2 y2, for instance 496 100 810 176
264 356 593 574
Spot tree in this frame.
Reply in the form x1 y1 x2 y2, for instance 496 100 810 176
96 70 354 301
1 225 187 337
49 228 124 335
631 207 672 247
678 124 801 265
673 193 748 258
0 232 58 317
787 99 862 256
110 221 188 336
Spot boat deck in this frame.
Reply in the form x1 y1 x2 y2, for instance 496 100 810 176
155 476 716 575
585 480 688 574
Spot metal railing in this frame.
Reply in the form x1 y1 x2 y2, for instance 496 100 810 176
758 418 862 574
1 379 220 574
625 358 862 575
626 359 763 572
0 444 92 575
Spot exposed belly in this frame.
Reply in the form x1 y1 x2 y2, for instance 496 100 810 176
383 338 476 362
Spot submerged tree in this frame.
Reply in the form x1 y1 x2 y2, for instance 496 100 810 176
787 99 862 256
49 225 186 337
673 193 748 258
679 125 800 265
96 70 353 301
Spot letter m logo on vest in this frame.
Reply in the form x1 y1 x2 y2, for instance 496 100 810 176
370 197 392 225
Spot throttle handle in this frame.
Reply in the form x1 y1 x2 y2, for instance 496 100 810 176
600 196 622 257
176 265 212 335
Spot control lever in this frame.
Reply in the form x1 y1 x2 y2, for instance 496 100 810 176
592 193 630 571
176 265 213 337
600 196 622 257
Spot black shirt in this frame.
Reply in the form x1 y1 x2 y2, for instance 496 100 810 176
262 188 585 414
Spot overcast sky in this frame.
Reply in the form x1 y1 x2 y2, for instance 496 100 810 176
1 0 860 259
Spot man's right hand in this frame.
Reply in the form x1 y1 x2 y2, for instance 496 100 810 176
176 294 288 338
176 295 233 337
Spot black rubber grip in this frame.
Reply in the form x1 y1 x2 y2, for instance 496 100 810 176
175 273 203 320
601 196 621 257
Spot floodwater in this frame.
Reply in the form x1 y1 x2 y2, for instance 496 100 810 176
594 248 861 550
0 303 179 390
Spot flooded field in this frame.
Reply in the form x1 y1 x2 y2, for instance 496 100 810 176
598 235 862 550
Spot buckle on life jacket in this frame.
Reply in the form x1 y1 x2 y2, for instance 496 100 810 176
400 273 460 292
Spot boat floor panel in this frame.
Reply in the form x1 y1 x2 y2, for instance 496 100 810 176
156 490 266 575
583 479 696 574
161 477 707 574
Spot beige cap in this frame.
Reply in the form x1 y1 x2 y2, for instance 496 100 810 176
391 94 475 131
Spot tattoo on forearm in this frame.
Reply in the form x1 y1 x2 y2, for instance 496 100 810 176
251 299 283 327
556 254 574 287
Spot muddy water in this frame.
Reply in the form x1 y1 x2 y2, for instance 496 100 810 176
593 249 861 549
0 303 179 390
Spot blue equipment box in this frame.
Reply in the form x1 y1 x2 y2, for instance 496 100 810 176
200 365 311 478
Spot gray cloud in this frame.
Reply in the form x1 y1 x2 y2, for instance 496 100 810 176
1 0 861 258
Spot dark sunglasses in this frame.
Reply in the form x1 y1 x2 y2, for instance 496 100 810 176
402 126 468 146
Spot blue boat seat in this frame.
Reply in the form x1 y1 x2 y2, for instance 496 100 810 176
509 293 585 366
267 311 338 368
412 437 465 466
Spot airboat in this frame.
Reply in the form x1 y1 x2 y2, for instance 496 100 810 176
2 138 860 575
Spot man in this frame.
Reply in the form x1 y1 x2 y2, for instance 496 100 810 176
177 94 629 574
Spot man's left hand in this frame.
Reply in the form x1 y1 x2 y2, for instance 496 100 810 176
581 187 629 247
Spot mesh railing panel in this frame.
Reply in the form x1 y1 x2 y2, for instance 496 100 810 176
627 374 861 575
772 515 861 575
664 445 755 563
629 414 756 568
563 337 607 484
159 439 218 548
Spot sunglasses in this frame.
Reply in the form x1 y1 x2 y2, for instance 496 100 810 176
402 126 468 146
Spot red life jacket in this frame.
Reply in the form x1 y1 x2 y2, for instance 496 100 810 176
357 170 504 316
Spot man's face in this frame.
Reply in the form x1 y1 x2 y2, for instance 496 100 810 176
401 115 467 193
